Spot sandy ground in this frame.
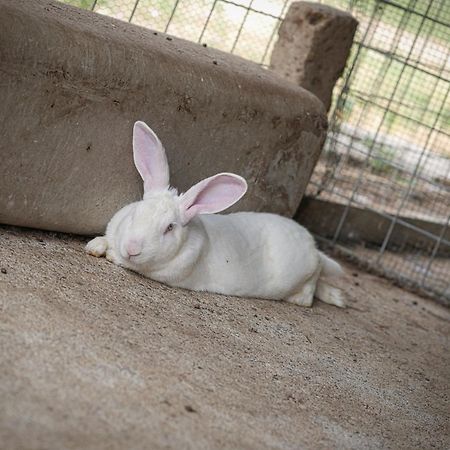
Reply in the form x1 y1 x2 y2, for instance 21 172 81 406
0 225 449 450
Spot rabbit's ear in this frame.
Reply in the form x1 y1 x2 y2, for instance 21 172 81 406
180 173 247 225
133 121 170 193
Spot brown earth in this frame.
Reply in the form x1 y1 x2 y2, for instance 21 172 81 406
0 225 449 449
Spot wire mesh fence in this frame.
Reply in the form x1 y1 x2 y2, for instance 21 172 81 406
62 0 450 302
308 0 450 304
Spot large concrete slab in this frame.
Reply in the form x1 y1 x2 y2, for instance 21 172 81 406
1 225 449 449
0 0 327 235
297 197 450 257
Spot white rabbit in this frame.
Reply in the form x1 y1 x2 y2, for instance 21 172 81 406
86 121 345 307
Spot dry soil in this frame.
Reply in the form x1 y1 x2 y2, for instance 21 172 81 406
0 225 449 449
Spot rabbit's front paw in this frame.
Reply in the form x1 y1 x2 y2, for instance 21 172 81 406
106 249 120 265
85 236 108 257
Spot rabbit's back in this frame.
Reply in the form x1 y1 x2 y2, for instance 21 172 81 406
182 212 320 299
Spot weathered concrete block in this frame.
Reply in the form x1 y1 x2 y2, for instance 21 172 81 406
270 1 357 110
0 0 327 235
296 198 450 257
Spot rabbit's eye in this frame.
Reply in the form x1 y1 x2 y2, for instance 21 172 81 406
165 223 174 234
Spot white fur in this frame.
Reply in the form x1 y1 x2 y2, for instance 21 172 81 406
86 121 346 307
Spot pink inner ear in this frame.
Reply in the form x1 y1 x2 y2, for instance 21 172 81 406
180 173 248 224
189 176 245 210
133 121 170 193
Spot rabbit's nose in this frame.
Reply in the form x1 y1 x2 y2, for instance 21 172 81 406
125 239 143 257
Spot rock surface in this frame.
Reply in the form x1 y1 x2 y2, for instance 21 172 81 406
1 225 449 449
0 0 326 235
270 1 358 110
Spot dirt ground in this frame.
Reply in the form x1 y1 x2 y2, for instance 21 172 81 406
0 225 449 450
309 159 448 223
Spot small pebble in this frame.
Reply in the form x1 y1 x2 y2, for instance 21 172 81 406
185 405 196 413
166 36 172 41
202 43 207 47
213 60 218 65
1 268 7 274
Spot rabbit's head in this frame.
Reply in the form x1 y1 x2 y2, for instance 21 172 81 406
112 121 247 268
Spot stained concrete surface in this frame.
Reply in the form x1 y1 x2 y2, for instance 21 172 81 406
297 198 450 259
270 2 357 111
0 0 326 235
0 225 449 449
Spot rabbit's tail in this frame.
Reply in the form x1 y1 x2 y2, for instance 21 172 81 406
316 252 346 308
319 252 344 277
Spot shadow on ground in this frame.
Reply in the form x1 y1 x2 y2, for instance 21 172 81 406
0 226 449 449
